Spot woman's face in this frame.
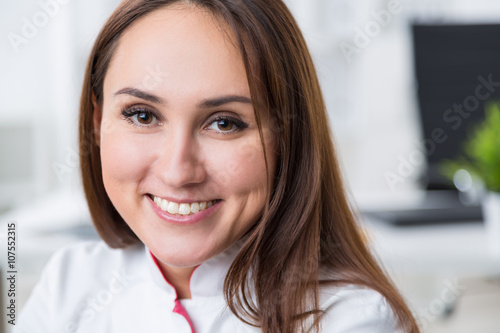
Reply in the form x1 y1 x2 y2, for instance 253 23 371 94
95 4 277 268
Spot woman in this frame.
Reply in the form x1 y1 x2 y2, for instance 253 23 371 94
17 0 420 332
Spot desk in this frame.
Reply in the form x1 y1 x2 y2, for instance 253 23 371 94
363 217 500 332
365 218 500 276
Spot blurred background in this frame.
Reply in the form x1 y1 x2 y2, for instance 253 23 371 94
1 0 500 332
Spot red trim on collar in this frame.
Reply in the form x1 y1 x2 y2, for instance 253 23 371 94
149 251 197 333
174 299 195 333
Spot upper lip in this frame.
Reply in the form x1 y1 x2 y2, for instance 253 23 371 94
148 194 220 204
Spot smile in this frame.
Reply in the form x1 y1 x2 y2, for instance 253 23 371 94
150 195 222 216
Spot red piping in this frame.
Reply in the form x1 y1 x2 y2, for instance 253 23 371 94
150 251 197 333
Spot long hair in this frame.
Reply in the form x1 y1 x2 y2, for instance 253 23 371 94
79 0 420 332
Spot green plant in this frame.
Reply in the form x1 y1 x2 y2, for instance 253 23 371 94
441 101 500 192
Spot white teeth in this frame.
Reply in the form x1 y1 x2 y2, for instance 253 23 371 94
152 196 218 216
167 202 179 215
190 202 200 214
160 199 169 211
178 203 191 215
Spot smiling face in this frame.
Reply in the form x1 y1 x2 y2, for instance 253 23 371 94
94 4 277 269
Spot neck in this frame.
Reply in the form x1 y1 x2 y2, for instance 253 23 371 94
157 261 196 299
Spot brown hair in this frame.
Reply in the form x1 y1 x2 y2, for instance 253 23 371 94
79 0 420 332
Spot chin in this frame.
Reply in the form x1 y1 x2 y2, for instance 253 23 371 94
148 236 219 268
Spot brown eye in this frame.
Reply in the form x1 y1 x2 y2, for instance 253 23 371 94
121 107 161 128
216 119 233 131
137 112 153 124
206 116 248 135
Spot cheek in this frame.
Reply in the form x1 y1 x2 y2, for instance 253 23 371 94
210 136 271 199
100 132 153 192
225 130 277 187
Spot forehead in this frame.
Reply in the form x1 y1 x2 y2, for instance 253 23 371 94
104 4 250 100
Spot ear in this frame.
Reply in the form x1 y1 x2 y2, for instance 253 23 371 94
92 94 102 147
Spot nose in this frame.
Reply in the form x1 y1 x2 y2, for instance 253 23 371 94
153 127 207 188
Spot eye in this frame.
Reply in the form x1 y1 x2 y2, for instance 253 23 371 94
213 119 233 131
206 116 248 134
136 112 153 124
121 107 162 128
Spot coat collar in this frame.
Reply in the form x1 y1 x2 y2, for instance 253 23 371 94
145 238 246 299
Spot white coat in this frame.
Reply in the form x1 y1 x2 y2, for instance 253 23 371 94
15 240 402 332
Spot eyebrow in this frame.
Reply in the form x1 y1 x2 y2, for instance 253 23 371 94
199 95 252 108
115 87 165 105
114 87 252 108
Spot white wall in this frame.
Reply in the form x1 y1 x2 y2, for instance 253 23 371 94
0 0 121 211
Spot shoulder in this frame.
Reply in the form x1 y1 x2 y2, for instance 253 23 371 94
45 239 144 269
15 240 146 332
40 239 145 284
48 239 143 262
319 284 403 332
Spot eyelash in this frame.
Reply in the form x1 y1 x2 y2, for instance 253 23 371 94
121 107 162 128
207 116 249 134
120 106 249 134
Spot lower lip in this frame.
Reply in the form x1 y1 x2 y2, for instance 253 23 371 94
147 195 222 226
